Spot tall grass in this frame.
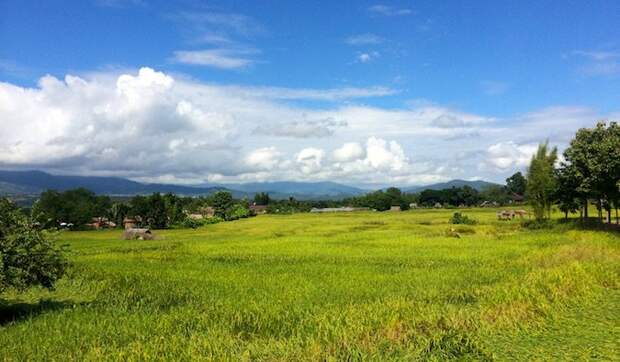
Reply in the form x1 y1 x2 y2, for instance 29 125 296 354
1 209 618 360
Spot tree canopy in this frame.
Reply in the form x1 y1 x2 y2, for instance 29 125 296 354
560 121 620 223
1 198 67 293
526 141 558 220
506 172 527 196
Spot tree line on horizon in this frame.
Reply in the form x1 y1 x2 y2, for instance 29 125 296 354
12 176 525 229
0 121 617 229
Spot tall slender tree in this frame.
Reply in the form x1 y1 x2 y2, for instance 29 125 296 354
526 141 558 221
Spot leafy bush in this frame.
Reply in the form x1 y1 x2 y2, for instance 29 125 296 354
174 216 224 229
521 219 554 230
203 216 224 225
227 204 251 220
449 212 478 225
1 198 68 293
178 217 203 229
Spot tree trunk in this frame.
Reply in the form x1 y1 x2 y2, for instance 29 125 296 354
565 210 568 220
616 205 618 225
583 198 588 219
598 199 603 223
608 207 612 225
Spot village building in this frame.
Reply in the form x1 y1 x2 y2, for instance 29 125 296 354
480 201 499 208
122 217 138 230
89 217 116 230
202 207 215 218
249 204 268 214
510 193 525 204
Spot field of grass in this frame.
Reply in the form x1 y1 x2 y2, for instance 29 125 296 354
1 208 619 360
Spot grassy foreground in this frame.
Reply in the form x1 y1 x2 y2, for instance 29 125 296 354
1 209 619 360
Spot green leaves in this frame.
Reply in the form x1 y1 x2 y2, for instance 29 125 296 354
0 198 68 293
526 141 558 220
560 121 620 222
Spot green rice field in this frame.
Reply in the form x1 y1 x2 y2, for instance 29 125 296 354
1 209 619 360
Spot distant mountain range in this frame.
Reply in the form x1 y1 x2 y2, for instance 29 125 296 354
0 170 501 201
0 170 227 196
0 170 367 200
206 181 366 198
403 179 500 193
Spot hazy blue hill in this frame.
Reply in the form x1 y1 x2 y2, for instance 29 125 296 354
0 180 41 195
216 181 367 197
0 170 225 196
0 170 501 200
0 170 365 199
404 179 501 193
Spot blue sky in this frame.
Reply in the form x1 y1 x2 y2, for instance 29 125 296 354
0 0 619 186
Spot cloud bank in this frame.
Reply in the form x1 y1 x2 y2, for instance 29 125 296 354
0 67 613 186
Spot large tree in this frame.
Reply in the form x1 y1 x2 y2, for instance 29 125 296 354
526 141 558 221
253 192 270 206
211 191 234 219
562 122 620 223
555 164 581 220
506 172 527 196
1 198 67 293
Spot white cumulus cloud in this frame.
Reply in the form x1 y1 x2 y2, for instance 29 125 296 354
0 66 615 186
296 148 325 174
332 142 365 162
485 142 537 170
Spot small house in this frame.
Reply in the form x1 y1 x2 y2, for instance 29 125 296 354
249 204 268 214
202 207 215 218
511 193 524 203
123 217 138 230
390 206 401 212
409 203 418 209
90 217 116 229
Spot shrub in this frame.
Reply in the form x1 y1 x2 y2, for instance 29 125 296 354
203 216 224 225
449 212 478 225
179 217 203 229
174 216 224 229
521 219 554 230
1 198 68 293
227 204 251 220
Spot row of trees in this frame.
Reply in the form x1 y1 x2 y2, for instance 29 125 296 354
344 181 523 210
527 122 619 223
346 187 414 211
31 189 258 229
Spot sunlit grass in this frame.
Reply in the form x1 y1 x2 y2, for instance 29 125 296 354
1 208 618 360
